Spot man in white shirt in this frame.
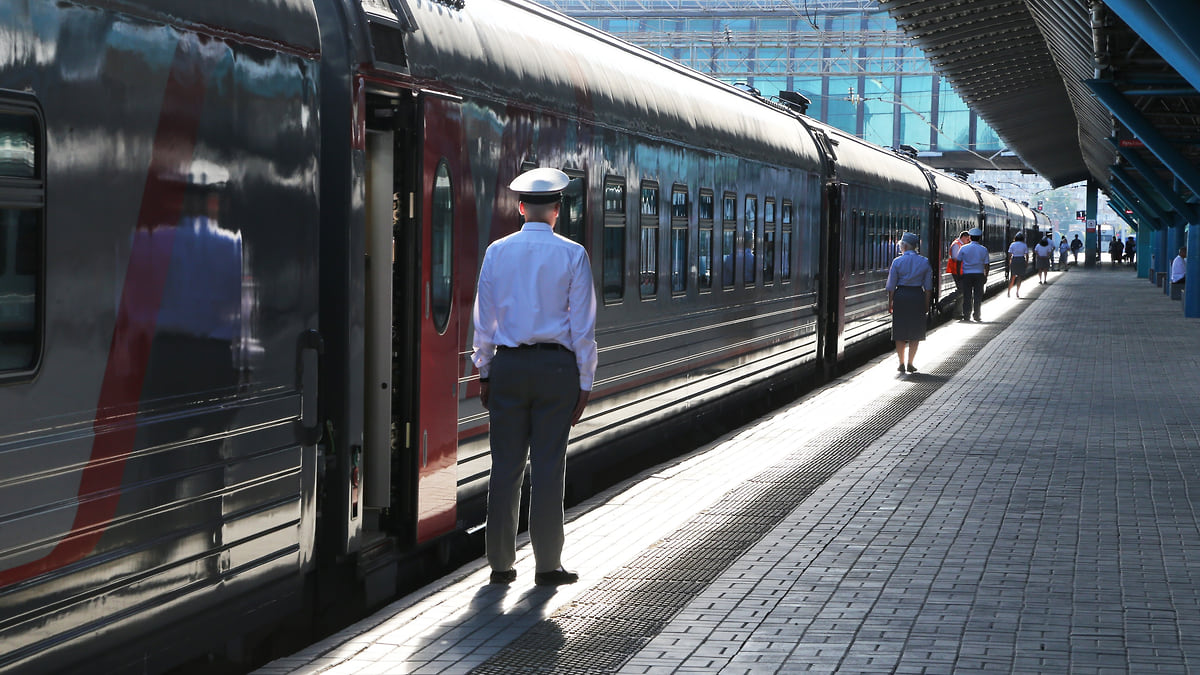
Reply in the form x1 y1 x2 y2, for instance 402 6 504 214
955 227 990 322
472 167 598 586
1171 246 1187 289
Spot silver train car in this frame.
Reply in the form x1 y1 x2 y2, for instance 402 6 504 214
0 0 1037 671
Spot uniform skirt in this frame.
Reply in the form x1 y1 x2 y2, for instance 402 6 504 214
891 286 927 341
1011 257 1027 276
1035 255 1050 271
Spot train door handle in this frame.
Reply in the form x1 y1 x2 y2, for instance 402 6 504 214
298 329 324 445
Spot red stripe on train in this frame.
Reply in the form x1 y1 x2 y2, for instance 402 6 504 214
0 40 206 588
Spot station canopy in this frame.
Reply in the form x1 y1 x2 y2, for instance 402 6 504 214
880 0 1200 206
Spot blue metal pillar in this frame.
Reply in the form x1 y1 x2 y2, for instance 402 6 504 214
1165 218 1181 296
1086 180 1099 267
1108 188 1161 283
1157 226 1170 290
1086 80 1200 201
1104 0 1200 95
1187 223 1199 317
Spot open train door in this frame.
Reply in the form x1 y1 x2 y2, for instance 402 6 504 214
408 91 464 543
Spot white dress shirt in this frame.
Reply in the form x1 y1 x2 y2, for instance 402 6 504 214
1171 255 1187 283
472 222 598 390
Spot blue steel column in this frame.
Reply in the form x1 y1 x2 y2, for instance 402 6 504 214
1085 181 1099 267
1157 226 1169 289
1189 218 1200 316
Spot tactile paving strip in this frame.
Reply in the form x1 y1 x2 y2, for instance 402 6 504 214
472 318 1011 674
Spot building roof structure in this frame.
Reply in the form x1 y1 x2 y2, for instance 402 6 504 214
879 0 1200 233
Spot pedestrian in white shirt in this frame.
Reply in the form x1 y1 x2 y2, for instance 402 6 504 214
1007 232 1029 298
471 167 598 587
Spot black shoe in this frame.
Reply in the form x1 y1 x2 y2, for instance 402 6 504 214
907 364 917 373
897 364 906 373
489 569 516 584
973 316 982 322
534 568 579 586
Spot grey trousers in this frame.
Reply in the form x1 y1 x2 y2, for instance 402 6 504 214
486 347 579 573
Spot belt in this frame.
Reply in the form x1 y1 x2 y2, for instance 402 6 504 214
498 343 572 353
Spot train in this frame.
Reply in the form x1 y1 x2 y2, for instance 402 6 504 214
0 0 1045 672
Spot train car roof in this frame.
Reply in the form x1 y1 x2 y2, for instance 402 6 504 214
397 0 821 169
90 0 321 54
805 121 929 196
929 171 979 208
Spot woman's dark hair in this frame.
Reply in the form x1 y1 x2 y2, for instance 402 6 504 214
1014 232 1025 242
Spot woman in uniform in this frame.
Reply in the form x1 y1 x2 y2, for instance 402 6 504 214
1007 232 1029 298
886 232 933 374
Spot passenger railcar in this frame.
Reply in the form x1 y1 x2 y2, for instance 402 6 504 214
0 0 1037 672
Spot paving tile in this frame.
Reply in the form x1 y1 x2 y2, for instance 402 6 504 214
259 271 1200 674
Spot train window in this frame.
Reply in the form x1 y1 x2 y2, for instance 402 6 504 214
0 104 43 374
639 182 658 299
0 112 37 178
744 196 757 285
560 169 586 246
721 194 736 288
698 190 714 290
781 200 792 281
430 161 453 334
670 186 688 295
602 178 625 303
762 199 775 284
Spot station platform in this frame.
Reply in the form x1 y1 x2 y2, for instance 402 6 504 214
257 265 1200 675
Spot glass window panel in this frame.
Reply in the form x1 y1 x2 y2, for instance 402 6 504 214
560 171 585 246
603 179 625 303
670 226 687 294
604 181 625 212
0 209 39 371
722 194 736 288
699 192 714 220
781 201 793 281
671 187 688 218
763 200 775 284
744 196 757 285
640 181 658 298
826 76 858 135
899 74 933 149
937 82 971 151
430 162 453 334
641 185 658 215
863 77 894 148
0 112 36 178
640 225 657 298
976 115 1001 153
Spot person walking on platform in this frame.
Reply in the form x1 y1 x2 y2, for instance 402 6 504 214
1034 236 1053 284
1070 234 1083 264
1109 236 1124 268
1007 232 1028 298
947 230 970 324
955 227 989 322
1126 236 1137 266
886 232 933 374
471 167 598 587
1058 236 1070 271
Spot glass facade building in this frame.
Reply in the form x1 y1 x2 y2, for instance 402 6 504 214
537 0 1006 159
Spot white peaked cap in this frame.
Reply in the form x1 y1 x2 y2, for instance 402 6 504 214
508 167 569 197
